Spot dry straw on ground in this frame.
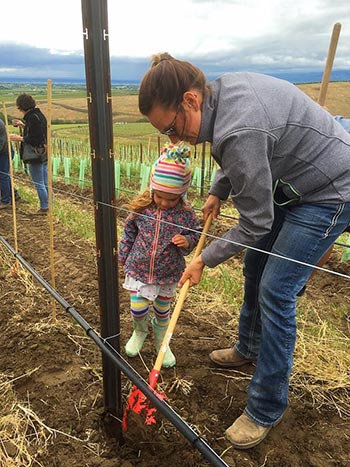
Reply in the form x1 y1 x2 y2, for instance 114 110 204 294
0 371 47 467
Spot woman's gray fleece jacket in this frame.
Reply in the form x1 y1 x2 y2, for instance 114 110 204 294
197 72 350 267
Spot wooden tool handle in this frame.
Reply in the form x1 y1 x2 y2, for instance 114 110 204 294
153 214 213 372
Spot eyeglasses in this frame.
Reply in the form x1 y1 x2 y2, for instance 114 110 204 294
161 106 181 136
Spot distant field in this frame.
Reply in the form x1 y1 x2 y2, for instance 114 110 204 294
298 81 350 117
5 94 143 124
3 85 155 145
4 81 350 122
3 81 350 146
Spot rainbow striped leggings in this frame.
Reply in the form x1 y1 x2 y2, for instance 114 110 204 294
130 292 171 327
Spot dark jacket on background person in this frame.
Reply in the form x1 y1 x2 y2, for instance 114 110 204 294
21 107 47 163
0 118 14 159
0 118 18 204
0 118 8 155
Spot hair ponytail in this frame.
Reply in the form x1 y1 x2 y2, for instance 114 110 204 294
139 52 208 115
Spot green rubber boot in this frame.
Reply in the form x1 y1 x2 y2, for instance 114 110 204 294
151 317 176 368
125 316 149 357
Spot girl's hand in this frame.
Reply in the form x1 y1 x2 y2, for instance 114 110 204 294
178 255 205 287
172 234 189 248
202 194 221 221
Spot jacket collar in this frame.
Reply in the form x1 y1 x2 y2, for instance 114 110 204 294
196 82 218 144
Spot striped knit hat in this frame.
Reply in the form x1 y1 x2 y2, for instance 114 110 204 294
150 143 191 196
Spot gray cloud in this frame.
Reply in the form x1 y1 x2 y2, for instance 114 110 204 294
0 43 149 81
1 33 350 84
0 43 84 79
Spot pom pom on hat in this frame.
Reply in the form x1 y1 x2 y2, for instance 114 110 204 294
150 143 191 196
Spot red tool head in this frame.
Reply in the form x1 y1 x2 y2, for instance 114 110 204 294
122 370 166 430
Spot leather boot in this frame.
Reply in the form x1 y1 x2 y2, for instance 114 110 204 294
151 317 176 368
125 316 149 357
225 413 273 449
209 348 255 368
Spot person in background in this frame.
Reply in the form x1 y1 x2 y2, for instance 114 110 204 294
334 116 350 235
138 53 350 449
334 115 350 133
0 113 21 209
118 143 201 368
10 94 48 215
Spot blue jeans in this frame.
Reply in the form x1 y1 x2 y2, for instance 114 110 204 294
28 162 48 209
0 151 18 203
235 202 350 427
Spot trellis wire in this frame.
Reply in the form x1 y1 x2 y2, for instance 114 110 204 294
7 171 350 279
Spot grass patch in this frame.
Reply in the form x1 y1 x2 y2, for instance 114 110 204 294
53 198 95 243
15 180 96 243
198 263 243 307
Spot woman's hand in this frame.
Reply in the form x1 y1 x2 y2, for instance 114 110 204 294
202 194 221 221
9 133 23 142
178 255 205 287
172 234 189 248
12 119 24 128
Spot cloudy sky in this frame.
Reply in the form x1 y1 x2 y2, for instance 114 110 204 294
1 0 350 82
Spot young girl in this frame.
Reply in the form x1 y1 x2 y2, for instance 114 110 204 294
118 143 201 368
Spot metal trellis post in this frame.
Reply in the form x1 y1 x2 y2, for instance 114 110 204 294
81 0 122 439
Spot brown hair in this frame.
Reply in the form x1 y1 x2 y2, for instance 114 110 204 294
123 188 190 217
138 52 209 115
16 94 36 112
123 189 154 215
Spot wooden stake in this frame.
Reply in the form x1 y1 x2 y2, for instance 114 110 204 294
318 22 342 106
2 103 19 273
147 136 151 158
47 79 57 320
314 23 342 271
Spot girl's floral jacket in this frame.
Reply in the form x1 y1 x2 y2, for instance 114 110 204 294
118 204 201 285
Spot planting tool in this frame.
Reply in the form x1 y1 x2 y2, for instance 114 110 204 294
123 214 213 429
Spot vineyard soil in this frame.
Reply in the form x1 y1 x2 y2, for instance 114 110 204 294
1 195 350 467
